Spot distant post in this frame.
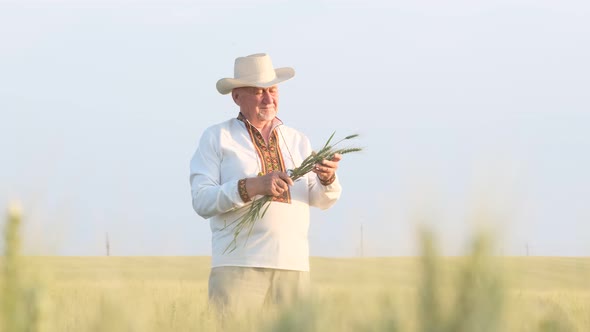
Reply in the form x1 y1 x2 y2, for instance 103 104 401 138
106 232 111 256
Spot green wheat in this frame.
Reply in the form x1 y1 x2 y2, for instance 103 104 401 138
223 132 363 253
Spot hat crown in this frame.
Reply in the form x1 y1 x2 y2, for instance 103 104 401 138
216 53 294 94
233 53 277 83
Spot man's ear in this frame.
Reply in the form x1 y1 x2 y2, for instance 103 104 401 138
231 89 240 105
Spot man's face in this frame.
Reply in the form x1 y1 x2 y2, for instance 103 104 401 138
233 86 279 125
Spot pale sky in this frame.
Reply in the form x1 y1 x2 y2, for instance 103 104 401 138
1 0 589 256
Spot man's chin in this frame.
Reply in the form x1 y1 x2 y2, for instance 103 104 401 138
258 109 277 121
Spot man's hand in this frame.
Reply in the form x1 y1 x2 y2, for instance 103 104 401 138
312 153 341 183
246 171 294 197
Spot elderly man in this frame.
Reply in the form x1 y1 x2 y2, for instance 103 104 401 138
189 53 343 315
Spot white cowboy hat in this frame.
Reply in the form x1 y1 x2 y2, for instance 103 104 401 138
216 53 295 95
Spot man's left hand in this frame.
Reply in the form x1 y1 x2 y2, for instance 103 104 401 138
312 153 341 183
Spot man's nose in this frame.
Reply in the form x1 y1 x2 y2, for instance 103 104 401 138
261 90 273 104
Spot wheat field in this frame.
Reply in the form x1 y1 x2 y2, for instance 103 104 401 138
2 255 589 331
2 209 589 331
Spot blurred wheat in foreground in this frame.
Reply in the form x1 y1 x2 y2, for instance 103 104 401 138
1 205 589 331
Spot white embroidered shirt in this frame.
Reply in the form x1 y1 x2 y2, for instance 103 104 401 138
189 115 341 271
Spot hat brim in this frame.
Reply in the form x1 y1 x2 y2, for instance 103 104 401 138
216 67 295 95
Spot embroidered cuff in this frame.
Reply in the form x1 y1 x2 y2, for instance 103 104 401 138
238 178 251 203
319 173 336 186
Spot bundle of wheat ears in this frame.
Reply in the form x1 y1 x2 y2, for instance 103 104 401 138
223 133 363 253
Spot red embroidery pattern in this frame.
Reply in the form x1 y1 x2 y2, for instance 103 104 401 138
238 113 291 204
238 178 251 202
319 173 336 186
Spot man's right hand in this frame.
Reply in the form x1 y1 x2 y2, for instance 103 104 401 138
246 171 294 197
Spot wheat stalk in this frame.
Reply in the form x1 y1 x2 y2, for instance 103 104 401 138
223 132 363 253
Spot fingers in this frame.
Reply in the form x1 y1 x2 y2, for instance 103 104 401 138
323 153 342 168
312 164 333 175
272 178 289 193
330 153 343 162
314 154 341 173
277 171 294 186
312 165 332 180
312 167 333 180
312 154 342 182
264 171 292 196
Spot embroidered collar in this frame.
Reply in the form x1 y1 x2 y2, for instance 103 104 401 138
236 112 291 204
236 112 284 134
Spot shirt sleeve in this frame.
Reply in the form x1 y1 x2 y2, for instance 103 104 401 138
189 127 247 219
307 172 342 209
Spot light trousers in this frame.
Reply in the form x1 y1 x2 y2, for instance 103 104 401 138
208 266 310 315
